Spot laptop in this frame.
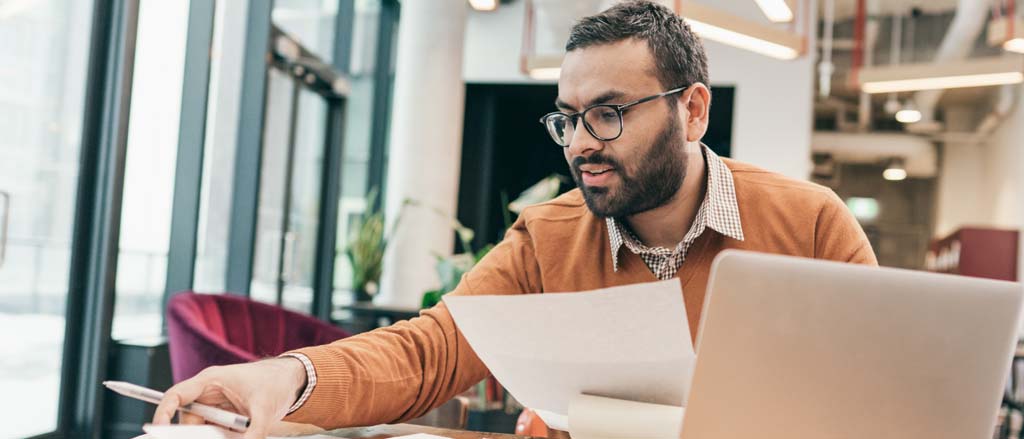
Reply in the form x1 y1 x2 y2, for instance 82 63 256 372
681 250 1023 439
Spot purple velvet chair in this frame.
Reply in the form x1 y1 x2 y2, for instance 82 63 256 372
166 291 350 383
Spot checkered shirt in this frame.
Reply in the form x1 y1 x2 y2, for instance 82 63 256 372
607 144 744 280
281 353 317 414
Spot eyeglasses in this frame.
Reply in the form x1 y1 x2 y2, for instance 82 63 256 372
538 86 689 147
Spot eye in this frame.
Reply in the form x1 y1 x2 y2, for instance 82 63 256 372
598 108 618 120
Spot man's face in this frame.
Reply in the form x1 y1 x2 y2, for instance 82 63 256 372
556 39 689 219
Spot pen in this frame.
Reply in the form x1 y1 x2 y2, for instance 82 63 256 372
103 380 251 431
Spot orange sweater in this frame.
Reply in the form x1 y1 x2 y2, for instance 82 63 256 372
284 159 877 428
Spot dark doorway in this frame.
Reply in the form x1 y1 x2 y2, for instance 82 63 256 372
457 83 735 249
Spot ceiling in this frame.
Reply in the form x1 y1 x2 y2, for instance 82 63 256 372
828 0 963 20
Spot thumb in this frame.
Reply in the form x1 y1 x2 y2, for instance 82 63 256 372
153 379 206 425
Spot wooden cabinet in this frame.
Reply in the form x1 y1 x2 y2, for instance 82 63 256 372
926 228 1019 281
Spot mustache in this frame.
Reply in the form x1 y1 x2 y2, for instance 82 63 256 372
571 154 623 174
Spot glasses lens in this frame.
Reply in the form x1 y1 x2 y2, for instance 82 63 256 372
583 106 622 140
544 113 574 146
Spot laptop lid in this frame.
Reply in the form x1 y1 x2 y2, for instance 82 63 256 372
681 250 1022 439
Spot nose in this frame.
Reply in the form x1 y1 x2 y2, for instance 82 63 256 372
565 120 604 159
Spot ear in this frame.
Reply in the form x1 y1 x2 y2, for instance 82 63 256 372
681 83 711 142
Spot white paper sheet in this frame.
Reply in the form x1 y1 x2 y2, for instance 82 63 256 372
568 394 684 439
389 434 453 439
443 279 695 431
141 425 338 439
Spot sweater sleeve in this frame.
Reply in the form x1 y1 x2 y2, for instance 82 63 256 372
813 191 878 266
282 216 541 428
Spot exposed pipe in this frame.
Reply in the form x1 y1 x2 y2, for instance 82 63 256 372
857 0 880 130
974 84 1020 138
818 0 835 98
851 0 865 82
884 10 903 114
912 0 991 124
812 131 939 177
1010 0 1017 45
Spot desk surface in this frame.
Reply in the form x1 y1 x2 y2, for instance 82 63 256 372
320 424 535 438
274 421 538 439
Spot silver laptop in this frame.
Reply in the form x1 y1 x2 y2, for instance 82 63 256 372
681 250 1023 439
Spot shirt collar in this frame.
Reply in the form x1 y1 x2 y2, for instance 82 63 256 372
606 143 744 272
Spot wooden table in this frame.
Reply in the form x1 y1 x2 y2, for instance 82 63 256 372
321 424 537 438
274 422 539 438
333 302 423 333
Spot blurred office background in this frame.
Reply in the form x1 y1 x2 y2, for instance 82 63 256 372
1 0 1023 438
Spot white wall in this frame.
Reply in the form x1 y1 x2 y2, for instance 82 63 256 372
934 140 988 238
378 1 469 307
982 89 1024 282
934 97 1024 235
463 0 815 179
984 94 1024 231
933 90 1024 281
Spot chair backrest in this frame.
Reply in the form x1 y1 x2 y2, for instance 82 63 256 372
166 292 349 383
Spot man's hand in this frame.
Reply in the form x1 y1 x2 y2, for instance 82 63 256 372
153 357 308 439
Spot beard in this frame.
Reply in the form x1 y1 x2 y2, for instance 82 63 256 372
570 115 688 219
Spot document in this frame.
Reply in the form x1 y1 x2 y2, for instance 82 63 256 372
443 279 695 432
137 425 452 439
138 425 338 439
568 394 684 439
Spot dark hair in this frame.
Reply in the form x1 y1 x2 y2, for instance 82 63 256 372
565 0 709 91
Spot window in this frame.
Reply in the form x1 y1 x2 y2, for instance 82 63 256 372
112 0 190 340
0 1 95 436
194 0 247 293
273 0 339 63
334 0 387 307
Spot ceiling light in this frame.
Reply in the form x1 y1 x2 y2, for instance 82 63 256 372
1005 38 1024 54
528 67 560 80
859 56 1024 94
678 0 804 60
753 0 794 23
523 55 562 80
895 101 922 124
468 0 498 12
685 19 800 59
895 108 922 124
883 168 908 181
883 157 907 181
864 72 1024 93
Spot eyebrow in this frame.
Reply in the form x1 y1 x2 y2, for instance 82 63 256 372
554 90 627 112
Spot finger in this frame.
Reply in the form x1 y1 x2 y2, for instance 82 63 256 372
242 400 274 439
153 377 209 424
179 412 205 425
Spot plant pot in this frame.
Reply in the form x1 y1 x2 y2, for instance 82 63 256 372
353 287 374 303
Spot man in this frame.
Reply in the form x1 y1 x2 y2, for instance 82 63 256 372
155 2 875 437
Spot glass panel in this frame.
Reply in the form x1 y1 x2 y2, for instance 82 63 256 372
333 0 384 307
273 0 338 62
251 68 296 305
194 0 246 293
0 0 95 436
280 89 327 313
112 0 190 341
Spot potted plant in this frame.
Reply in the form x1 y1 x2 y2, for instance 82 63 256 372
346 189 388 303
419 174 566 308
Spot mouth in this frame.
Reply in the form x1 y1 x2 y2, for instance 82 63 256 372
578 166 617 187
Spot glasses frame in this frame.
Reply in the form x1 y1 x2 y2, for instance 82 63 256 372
539 86 689 147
